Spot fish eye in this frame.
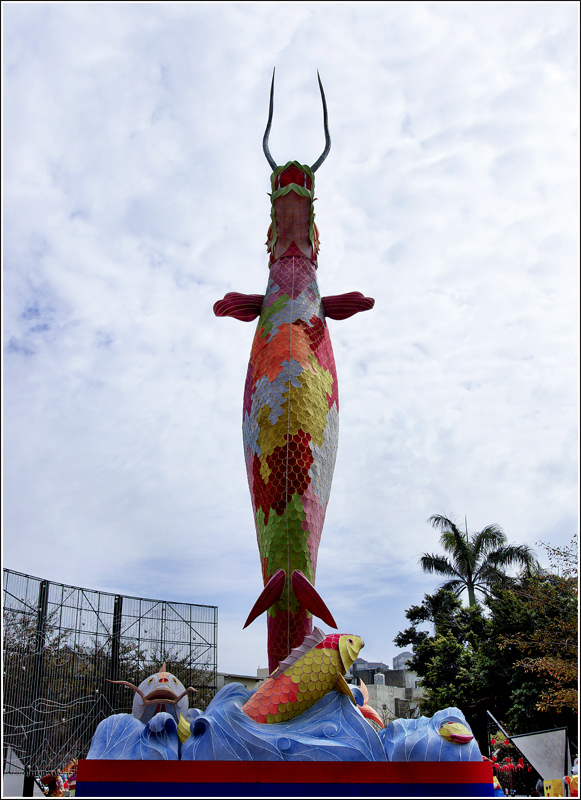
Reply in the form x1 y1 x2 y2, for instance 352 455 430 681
348 638 353 644
147 678 154 684
172 677 177 684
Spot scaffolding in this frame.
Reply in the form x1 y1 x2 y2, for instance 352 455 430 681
2 568 218 786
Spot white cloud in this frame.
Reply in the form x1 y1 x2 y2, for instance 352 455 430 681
3 1 578 675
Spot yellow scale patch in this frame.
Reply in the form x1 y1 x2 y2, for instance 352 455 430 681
243 636 364 725
270 647 341 722
257 355 333 484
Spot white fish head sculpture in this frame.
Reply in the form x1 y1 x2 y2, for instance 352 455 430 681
108 662 196 723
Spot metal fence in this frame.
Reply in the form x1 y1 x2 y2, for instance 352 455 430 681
2 568 218 782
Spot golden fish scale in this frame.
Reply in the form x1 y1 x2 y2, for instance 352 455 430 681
242 646 342 724
256 354 333 484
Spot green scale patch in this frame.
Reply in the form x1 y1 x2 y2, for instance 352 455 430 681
255 493 314 617
258 295 289 339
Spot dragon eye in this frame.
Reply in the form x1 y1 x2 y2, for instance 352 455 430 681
147 678 154 684
348 638 353 644
172 677 177 684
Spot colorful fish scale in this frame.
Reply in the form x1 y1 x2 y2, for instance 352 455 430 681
242 637 343 724
243 223 339 671
214 151 374 673
315 633 341 650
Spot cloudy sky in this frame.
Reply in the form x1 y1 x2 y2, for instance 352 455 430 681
3 2 578 675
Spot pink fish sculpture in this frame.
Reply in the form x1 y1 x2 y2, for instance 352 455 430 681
214 72 374 671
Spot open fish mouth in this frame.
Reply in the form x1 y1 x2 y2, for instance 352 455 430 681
107 678 196 704
142 689 181 705
438 722 474 744
448 733 474 744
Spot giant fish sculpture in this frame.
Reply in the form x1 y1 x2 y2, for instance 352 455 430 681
214 71 375 671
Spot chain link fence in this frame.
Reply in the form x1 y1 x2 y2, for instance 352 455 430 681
3 568 218 788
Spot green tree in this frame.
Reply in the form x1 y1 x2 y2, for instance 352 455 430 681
498 536 578 716
394 589 489 731
394 544 578 750
419 514 540 607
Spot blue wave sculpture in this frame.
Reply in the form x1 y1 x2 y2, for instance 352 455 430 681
87 712 181 760
181 683 386 761
380 707 483 762
87 683 482 764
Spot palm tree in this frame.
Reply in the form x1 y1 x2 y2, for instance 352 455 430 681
419 514 540 607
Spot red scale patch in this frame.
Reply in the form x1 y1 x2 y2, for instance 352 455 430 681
268 609 312 673
288 684 299 703
316 634 342 649
251 434 314 523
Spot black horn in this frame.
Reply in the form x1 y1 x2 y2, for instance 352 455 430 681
311 71 331 173
262 70 332 173
263 68 277 171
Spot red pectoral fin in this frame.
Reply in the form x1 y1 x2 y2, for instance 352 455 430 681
243 569 286 628
291 570 337 629
214 292 264 322
321 292 375 320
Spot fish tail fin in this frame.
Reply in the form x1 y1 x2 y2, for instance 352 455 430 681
291 570 337 628
357 679 385 728
359 704 385 729
178 713 192 744
243 569 286 628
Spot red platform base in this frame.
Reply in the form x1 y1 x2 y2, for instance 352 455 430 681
76 759 494 797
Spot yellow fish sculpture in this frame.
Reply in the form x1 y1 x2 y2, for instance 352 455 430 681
242 628 365 724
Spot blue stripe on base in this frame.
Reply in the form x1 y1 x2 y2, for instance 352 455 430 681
76 780 495 797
